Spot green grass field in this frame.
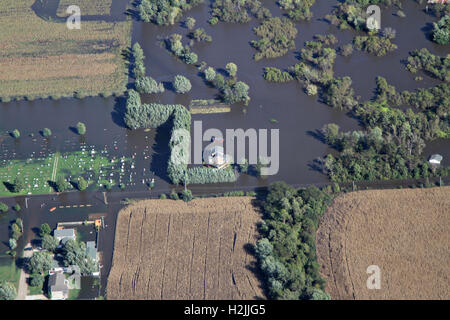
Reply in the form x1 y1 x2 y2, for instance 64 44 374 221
68 289 81 300
0 258 21 290
0 0 131 101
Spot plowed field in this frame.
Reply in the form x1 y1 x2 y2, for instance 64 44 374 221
106 197 265 300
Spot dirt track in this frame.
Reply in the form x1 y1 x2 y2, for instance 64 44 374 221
316 187 450 300
106 197 265 300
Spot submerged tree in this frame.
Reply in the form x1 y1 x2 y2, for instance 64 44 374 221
76 122 86 135
173 75 192 94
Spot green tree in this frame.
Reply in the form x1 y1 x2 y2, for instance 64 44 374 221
41 234 59 252
173 75 192 94
28 251 54 274
12 176 25 193
239 158 249 173
39 223 51 237
181 189 193 202
226 62 237 77
13 204 21 212
8 238 17 250
183 52 198 64
204 67 216 82
0 281 17 300
76 122 86 135
185 17 196 30
11 129 20 139
0 202 8 213
29 274 45 288
55 176 68 192
42 128 52 138
62 240 96 275
77 177 88 191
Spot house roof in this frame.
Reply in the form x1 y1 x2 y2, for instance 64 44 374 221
48 273 68 294
429 154 443 162
54 229 75 238
86 241 97 260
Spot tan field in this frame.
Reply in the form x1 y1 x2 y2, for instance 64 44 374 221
106 197 265 300
0 0 131 100
316 187 450 300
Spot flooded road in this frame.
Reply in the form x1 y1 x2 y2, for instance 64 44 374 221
0 0 449 298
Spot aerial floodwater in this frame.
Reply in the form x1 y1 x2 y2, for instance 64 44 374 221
0 0 448 301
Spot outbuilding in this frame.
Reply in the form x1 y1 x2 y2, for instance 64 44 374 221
429 154 443 165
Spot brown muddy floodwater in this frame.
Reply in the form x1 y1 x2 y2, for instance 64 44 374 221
0 0 449 298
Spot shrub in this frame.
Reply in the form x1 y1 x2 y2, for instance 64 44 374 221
185 167 237 184
76 122 86 135
189 28 212 42
42 128 52 138
0 202 8 213
208 17 219 25
11 129 20 139
13 204 21 212
170 191 179 200
173 75 192 94
181 189 193 202
159 194 167 199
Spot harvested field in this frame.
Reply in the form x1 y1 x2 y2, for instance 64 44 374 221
57 0 113 17
106 197 265 300
317 187 450 300
0 0 131 100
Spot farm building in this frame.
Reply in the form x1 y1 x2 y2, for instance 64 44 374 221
203 143 232 169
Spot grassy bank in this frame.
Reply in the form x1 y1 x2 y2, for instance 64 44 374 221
57 0 113 16
0 258 21 290
0 0 131 102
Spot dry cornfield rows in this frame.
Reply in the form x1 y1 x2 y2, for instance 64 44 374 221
106 197 265 300
317 187 450 300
